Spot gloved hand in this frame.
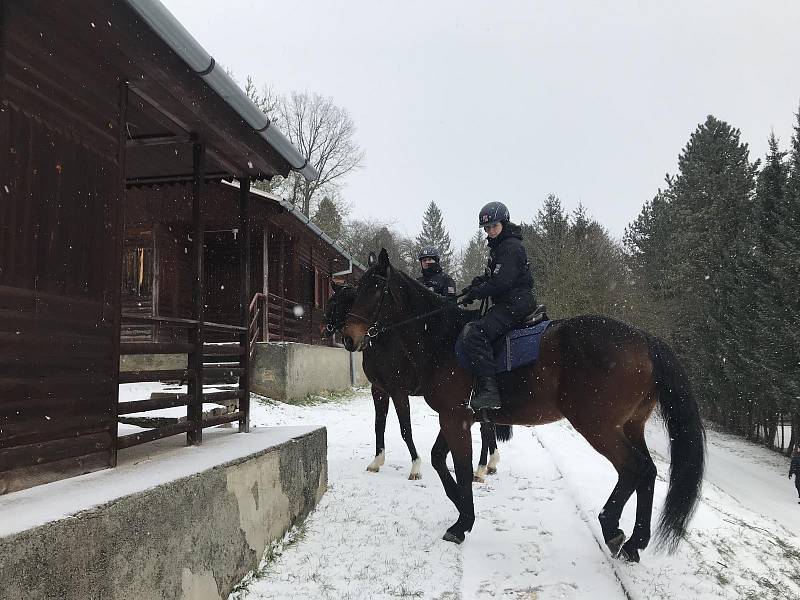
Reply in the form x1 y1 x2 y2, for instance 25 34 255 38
470 275 487 287
460 286 478 305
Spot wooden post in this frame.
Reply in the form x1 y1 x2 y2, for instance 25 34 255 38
187 141 205 445
238 177 251 433
110 78 129 467
279 237 285 341
268 221 270 342
152 224 161 342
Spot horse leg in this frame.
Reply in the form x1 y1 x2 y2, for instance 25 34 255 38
367 386 390 472
474 423 491 483
439 414 476 544
619 421 657 563
431 430 461 509
392 393 421 480
573 426 645 557
486 423 500 475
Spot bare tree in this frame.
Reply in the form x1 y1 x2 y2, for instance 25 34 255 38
268 91 364 215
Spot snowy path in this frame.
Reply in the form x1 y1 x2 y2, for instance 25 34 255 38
647 421 800 538
234 391 800 600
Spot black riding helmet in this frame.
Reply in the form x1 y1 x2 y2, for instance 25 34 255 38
418 246 440 261
478 201 510 227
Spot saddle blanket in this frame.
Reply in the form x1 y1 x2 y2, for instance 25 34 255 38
455 320 552 375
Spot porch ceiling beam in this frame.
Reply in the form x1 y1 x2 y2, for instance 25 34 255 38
125 172 231 187
126 133 192 147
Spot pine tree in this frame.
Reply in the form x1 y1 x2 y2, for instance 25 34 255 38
657 115 757 421
457 230 488 291
415 201 455 276
772 105 800 451
523 195 569 313
311 196 343 240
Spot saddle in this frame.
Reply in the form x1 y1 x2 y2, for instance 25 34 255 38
521 304 549 328
454 305 552 375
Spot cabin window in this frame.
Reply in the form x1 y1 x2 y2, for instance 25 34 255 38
122 247 153 296
314 268 329 309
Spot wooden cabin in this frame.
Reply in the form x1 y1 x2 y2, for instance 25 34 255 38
122 182 363 346
0 0 318 494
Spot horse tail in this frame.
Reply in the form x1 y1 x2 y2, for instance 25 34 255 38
648 334 706 552
495 425 513 442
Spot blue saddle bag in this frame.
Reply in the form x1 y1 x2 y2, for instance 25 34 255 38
455 320 551 375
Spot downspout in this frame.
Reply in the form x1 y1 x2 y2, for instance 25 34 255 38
332 260 353 278
123 0 319 182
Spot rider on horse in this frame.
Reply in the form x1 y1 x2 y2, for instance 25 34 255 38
416 246 457 299
461 201 536 410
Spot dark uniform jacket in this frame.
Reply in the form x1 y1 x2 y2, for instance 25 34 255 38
790 454 800 478
471 223 534 316
417 264 456 298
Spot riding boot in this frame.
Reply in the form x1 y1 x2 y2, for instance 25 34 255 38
471 375 502 410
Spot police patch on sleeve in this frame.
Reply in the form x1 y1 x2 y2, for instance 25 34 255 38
493 263 502 275
448 286 455 294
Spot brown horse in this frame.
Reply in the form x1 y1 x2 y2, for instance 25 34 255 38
324 282 512 482
340 249 705 562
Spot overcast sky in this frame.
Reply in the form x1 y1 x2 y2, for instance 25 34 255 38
162 0 800 250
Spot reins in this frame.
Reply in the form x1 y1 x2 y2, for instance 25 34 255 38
343 270 468 341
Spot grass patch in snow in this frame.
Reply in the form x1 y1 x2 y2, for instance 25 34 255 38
251 387 366 408
229 521 309 599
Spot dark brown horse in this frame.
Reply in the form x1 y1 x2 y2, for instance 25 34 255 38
324 283 511 482
340 249 705 562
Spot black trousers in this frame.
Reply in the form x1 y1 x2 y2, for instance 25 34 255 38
795 476 800 498
462 294 535 377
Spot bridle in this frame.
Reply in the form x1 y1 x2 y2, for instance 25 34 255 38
344 271 464 342
345 272 392 340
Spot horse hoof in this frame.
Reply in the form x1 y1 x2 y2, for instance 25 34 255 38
487 467 497 475
442 529 465 544
366 465 379 473
606 531 626 557
408 473 422 481
473 475 485 483
618 545 640 563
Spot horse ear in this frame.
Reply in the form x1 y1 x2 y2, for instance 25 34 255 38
378 248 390 267
368 251 377 267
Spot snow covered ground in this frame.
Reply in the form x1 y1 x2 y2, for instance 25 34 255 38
233 390 800 600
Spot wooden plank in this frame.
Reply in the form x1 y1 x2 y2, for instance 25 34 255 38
202 411 244 428
120 342 193 355
110 78 129 467
203 367 244 378
117 394 189 415
204 390 246 403
239 177 251 432
0 432 112 471
0 375 114 397
121 313 198 327
0 415 113 449
0 451 110 496
202 320 247 333
203 344 245 356
188 141 205 445
117 421 192 450
118 369 192 384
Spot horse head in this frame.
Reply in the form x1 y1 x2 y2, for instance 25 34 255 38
322 281 357 340
341 248 395 351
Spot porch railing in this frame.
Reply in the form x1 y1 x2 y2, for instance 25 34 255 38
249 292 314 346
117 314 250 450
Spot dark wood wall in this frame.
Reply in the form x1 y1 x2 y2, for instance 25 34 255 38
0 104 121 492
124 183 347 343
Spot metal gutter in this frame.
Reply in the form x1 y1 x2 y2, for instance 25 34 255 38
222 181 366 273
123 0 319 182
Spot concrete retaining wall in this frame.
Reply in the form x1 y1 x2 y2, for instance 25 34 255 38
252 342 368 401
0 427 327 600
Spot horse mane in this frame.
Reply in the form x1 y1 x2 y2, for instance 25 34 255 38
391 266 478 343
